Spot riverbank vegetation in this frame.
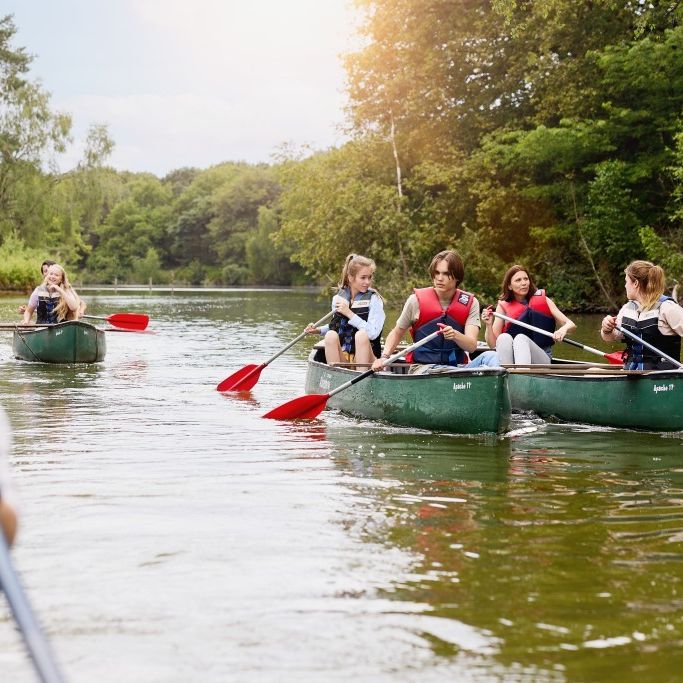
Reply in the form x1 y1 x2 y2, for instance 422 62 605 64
1 3 683 309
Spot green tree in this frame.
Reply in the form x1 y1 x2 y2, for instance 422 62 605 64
0 15 71 242
245 206 302 285
85 174 172 283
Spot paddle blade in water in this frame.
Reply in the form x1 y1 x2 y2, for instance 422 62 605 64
605 351 624 365
263 393 329 420
216 364 264 392
107 313 149 330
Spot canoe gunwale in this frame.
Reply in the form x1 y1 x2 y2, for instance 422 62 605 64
309 355 508 381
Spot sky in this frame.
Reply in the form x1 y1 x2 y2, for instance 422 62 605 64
9 0 358 176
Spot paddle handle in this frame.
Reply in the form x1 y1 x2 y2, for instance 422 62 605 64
616 324 683 369
0 532 66 683
492 311 607 358
326 329 443 399
263 311 334 366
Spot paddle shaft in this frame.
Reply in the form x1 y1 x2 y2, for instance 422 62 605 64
0 325 52 330
492 311 608 358
616 324 683 369
0 532 65 683
326 329 443 400
263 311 333 366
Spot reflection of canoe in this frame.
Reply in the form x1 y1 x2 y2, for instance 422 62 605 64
304 350 511 434
13 321 106 364
508 363 683 431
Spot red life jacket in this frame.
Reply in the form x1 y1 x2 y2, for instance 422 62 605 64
407 287 474 364
500 289 555 349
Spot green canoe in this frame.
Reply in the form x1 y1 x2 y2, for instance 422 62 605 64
304 350 511 434
13 321 106 364
508 364 683 432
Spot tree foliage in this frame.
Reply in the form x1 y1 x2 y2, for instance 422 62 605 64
2 5 683 305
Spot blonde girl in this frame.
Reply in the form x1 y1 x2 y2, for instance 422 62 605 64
22 264 82 325
306 254 385 365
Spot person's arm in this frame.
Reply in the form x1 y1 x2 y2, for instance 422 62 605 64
0 412 17 546
548 298 576 341
348 295 385 340
371 325 409 371
659 300 683 337
22 305 36 325
306 296 337 335
22 290 39 325
0 494 18 546
57 286 79 314
441 323 479 353
601 306 625 341
482 304 504 348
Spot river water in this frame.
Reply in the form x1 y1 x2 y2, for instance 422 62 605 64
0 289 681 683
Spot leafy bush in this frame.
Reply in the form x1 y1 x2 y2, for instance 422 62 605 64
0 236 50 291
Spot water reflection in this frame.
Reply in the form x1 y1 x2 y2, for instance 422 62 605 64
316 422 683 680
0 292 682 682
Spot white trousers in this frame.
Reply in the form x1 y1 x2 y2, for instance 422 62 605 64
496 332 551 364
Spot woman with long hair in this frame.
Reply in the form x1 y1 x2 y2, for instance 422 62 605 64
601 260 683 370
306 254 385 365
21 263 82 325
482 264 575 364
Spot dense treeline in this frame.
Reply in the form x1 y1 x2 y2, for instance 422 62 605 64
2 4 683 308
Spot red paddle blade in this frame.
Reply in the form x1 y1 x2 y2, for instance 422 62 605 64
604 351 624 365
106 313 150 331
263 393 330 420
216 364 265 392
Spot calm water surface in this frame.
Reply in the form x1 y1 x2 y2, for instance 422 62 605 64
0 290 681 682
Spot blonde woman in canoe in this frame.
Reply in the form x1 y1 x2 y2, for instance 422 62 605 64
21 263 83 325
601 260 683 370
482 264 575 364
306 253 385 365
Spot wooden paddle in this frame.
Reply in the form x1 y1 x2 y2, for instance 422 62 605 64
616 324 683 369
82 313 149 331
263 329 443 420
217 311 334 392
0 532 66 683
492 311 624 364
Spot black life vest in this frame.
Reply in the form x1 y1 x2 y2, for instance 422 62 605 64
35 287 61 324
621 296 681 370
409 287 474 365
499 289 555 351
328 288 382 357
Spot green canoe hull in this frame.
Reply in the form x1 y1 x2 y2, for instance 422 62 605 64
305 354 511 434
509 370 683 432
13 321 106 364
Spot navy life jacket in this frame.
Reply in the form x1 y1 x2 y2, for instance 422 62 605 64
622 296 681 370
35 287 60 325
329 288 382 357
500 289 555 352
